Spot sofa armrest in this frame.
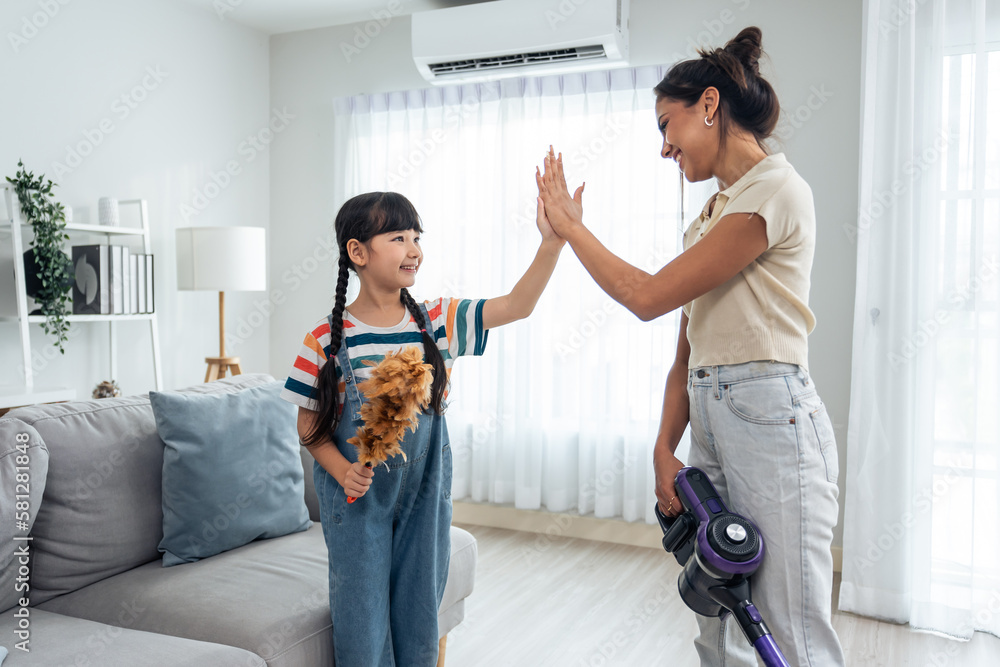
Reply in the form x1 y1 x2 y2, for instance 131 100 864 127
299 447 320 523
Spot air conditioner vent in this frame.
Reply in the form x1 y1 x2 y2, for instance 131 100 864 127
412 0 629 84
429 45 607 76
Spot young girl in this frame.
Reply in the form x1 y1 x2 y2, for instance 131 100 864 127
280 190 562 666
538 27 845 667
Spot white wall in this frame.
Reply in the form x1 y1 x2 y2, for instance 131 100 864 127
267 0 862 547
0 0 272 396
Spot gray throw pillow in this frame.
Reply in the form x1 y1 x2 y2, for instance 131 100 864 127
151 381 311 566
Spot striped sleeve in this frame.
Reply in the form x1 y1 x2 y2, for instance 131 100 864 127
431 297 488 360
280 320 334 411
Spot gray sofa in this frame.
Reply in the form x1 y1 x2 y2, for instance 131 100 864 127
0 373 477 666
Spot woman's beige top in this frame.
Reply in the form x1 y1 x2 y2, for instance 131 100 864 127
682 153 817 370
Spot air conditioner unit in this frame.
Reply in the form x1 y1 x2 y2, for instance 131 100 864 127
412 0 629 85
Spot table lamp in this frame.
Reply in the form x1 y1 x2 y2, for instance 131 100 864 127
176 226 266 381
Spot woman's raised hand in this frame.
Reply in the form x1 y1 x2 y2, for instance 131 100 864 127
536 145 585 238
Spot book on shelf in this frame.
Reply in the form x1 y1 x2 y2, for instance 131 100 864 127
129 252 138 314
110 246 123 314
66 245 154 316
145 254 155 313
124 247 132 315
71 245 107 314
137 253 146 314
99 246 110 313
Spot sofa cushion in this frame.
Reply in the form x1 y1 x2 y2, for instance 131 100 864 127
8 373 275 606
439 525 478 635
151 381 311 566
0 419 48 614
38 524 332 667
0 608 266 666
36 524 476 665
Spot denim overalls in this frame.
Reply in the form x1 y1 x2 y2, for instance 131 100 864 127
315 305 452 667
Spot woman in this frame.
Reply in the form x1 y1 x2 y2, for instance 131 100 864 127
538 26 845 667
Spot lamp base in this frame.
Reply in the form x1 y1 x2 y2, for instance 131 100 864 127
205 356 242 382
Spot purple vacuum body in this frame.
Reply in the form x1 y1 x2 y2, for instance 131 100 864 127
655 467 790 667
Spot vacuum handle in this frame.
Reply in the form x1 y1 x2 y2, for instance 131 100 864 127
346 462 374 504
754 635 791 667
727 600 790 667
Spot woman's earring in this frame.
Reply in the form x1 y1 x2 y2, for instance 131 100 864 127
704 116 714 127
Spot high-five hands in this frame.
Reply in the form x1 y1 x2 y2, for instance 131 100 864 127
536 145 585 238
534 165 566 248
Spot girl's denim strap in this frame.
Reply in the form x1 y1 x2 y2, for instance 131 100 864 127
328 312 363 421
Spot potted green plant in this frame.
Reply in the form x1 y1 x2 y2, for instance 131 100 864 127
6 160 73 353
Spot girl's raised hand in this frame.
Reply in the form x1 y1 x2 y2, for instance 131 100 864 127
534 194 565 246
534 167 565 247
537 145 585 237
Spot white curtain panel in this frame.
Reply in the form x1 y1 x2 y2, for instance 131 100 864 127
841 0 1000 639
332 67 714 524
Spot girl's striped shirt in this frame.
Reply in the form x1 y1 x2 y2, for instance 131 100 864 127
280 297 488 412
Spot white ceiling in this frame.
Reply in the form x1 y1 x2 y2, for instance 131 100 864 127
171 0 499 35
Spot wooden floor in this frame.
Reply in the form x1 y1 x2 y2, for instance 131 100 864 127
447 525 1000 666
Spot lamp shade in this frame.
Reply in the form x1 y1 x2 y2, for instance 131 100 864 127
176 226 266 292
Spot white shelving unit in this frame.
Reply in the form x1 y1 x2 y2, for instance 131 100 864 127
1 186 162 410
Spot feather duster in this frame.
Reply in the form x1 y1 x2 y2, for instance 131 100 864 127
347 346 434 466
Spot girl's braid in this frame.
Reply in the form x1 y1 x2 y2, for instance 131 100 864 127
400 287 448 414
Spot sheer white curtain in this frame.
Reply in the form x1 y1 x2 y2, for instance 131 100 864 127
841 0 1000 639
332 67 712 524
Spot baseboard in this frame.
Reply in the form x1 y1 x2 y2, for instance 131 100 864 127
453 501 845 573
453 501 663 550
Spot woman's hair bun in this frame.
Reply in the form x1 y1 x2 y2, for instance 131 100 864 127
723 26 764 77
655 25 778 148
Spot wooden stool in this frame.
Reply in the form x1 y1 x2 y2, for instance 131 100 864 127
205 356 242 382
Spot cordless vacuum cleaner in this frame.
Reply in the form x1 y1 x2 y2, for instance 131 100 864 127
654 466 790 667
